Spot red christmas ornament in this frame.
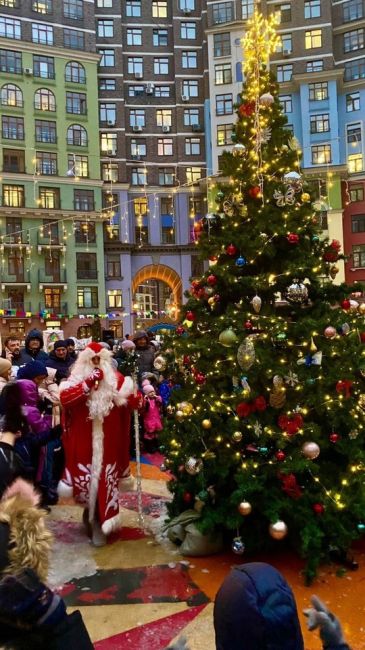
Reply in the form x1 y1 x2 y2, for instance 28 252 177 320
329 432 340 443
185 311 196 321
196 288 206 299
248 186 261 199
313 503 325 515
360 332 365 343
195 372 206 385
209 255 218 262
226 243 238 256
287 233 299 244
238 101 255 118
183 355 191 366
341 299 351 310
253 396 267 412
275 450 286 462
323 251 338 263
207 274 218 286
336 379 353 398
279 473 302 499
183 491 192 503
244 320 253 330
236 402 252 418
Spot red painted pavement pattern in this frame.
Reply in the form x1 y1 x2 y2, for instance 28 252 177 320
127 564 203 603
94 604 207 650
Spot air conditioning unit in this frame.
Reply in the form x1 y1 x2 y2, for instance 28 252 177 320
192 123 202 132
107 149 114 156
146 83 154 95
183 8 191 14
107 120 115 126
132 125 143 132
24 67 33 75
135 71 143 79
283 49 291 56
181 94 189 102
162 125 171 133
131 154 141 161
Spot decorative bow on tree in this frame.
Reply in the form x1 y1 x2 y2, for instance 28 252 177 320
298 351 322 367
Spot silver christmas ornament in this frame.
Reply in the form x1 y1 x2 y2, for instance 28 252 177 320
269 520 288 540
260 92 274 106
301 441 320 460
185 457 203 475
237 339 255 370
232 536 245 554
286 281 308 305
232 143 246 157
251 294 262 313
154 355 167 371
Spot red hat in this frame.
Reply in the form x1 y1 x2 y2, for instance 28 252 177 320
86 342 103 355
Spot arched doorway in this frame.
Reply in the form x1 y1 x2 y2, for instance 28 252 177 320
132 264 182 323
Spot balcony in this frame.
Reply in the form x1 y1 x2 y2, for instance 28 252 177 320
39 302 68 314
38 268 68 289
1 300 31 312
0 269 31 290
0 234 29 250
76 269 98 280
37 233 66 254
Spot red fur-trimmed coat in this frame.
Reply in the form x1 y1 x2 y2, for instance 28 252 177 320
58 372 136 535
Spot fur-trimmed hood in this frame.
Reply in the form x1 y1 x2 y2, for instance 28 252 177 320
0 479 52 581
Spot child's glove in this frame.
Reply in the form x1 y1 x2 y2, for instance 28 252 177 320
303 595 346 647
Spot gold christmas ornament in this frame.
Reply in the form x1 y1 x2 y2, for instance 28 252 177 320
202 419 212 429
358 303 365 315
269 520 288 540
175 410 184 422
359 394 365 411
301 192 310 203
202 450 216 460
237 339 256 371
309 337 318 353
238 501 252 515
180 401 193 416
269 375 286 409
302 441 320 460
232 431 243 442
329 265 339 279
185 457 203 475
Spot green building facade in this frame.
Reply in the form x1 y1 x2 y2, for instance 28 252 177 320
0 35 105 340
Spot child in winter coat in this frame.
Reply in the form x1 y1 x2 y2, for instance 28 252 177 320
142 381 163 452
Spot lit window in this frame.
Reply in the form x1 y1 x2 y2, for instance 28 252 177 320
348 153 363 173
310 113 330 133
305 29 322 49
152 0 167 18
311 144 331 164
186 167 201 183
308 82 328 101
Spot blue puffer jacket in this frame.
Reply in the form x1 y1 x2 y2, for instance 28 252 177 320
214 562 304 650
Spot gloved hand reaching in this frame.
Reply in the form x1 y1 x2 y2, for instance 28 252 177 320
84 368 104 390
303 595 347 648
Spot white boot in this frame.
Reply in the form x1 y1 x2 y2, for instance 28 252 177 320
91 519 107 547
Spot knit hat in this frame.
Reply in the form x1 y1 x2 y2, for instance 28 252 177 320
53 340 67 351
0 358 11 378
122 340 136 351
133 330 148 341
141 379 150 387
65 338 75 347
17 361 48 380
143 383 155 395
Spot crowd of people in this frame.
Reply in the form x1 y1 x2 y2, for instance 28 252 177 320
0 327 352 648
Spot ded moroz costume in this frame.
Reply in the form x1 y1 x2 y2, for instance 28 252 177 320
57 342 139 542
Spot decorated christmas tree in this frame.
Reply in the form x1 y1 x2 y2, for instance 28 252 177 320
162 12 365 581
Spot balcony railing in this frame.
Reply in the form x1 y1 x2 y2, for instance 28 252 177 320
76 269 98 280
1 300 31 311
0 270 30 283
37 232 60 246
74 201 95 211
38 268 67 284
39 302 68 313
